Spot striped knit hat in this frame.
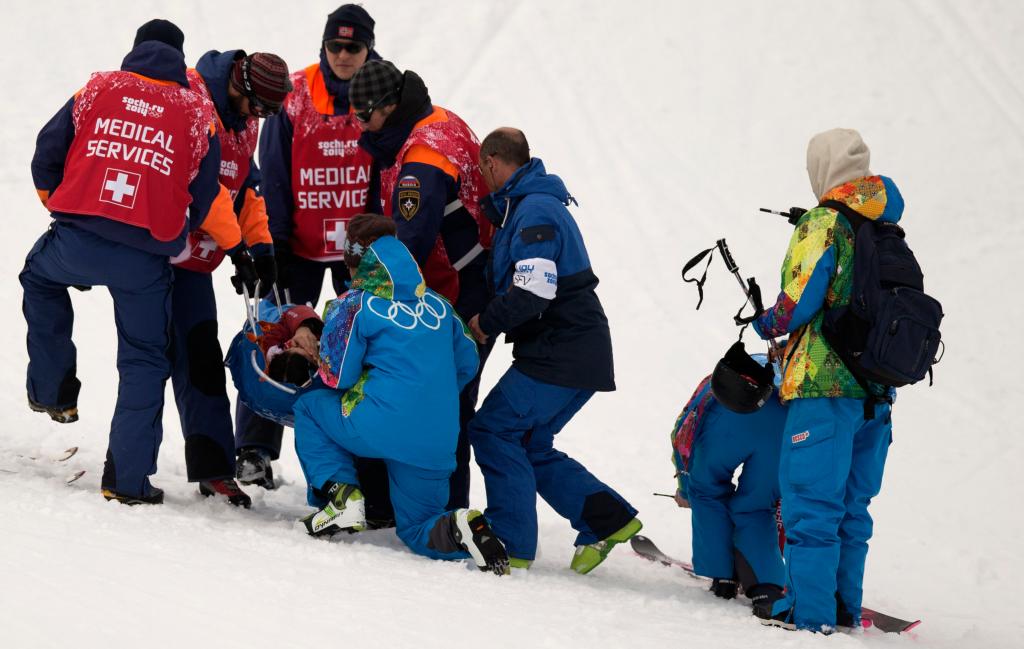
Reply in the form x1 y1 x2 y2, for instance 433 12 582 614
230 53 292 115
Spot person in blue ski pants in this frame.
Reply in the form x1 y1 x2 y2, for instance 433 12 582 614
291 215 507 573
467 128 639 572
751 128 900 631
671 370 787 610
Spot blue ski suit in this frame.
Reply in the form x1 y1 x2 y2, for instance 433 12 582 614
292 235 480 559
469 158 637 561
672 375 786 589
23 42 220 498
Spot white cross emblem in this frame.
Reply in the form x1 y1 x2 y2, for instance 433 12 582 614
325 219 346 251
99 168 140 208
194 236 218 260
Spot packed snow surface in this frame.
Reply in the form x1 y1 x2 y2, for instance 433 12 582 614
1 1 1021 647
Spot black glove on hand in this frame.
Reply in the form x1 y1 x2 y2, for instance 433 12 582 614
229 250 258 295
273 241 293 290
254 254 277 290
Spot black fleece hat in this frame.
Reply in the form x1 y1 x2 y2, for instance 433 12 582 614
133 19 184 54
348 60 402 112
323 4 375 47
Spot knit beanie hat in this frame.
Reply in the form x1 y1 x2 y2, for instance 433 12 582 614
133 19 184 54
343 213 397 268
348 60 403 112
230 53 293 115
323 4 375 47
806 128 872 201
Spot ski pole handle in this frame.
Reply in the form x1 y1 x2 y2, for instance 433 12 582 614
716 239 738 273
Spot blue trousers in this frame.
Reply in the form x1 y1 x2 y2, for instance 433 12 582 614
468 368 637 561
687 398 786 587
292 389 468 561
772 397 892 630
170 267 235 481
20 222 172 497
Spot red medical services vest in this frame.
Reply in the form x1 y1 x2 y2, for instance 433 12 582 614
47 70 214 243
380 106 492 302
174 69 258 273
286 64 373 262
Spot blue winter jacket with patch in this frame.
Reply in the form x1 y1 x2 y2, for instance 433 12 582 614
479 158 614 391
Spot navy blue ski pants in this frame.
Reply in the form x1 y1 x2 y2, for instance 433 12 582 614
20 222 171 497
469 368 637 561
170 267 235 481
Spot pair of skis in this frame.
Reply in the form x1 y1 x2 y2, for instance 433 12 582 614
630 535 920 634
0 446 85 484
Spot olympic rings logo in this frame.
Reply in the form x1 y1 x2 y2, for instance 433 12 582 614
365 292 448 330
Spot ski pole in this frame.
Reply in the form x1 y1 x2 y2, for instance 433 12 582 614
715 239 781 358
759 206 806 225
652 492 676 499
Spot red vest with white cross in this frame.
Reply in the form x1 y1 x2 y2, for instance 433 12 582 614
286 64 373 262
174 69 259 273
46 70 215 242
380 106 492 302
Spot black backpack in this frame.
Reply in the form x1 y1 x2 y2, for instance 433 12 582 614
819 200 944 406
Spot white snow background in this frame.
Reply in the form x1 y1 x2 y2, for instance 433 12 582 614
1 1 1021 648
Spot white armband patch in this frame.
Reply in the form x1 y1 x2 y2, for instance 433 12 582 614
512 257 558 300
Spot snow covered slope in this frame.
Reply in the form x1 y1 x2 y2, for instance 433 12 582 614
1 1 1022 647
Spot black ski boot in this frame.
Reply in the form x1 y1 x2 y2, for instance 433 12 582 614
236 447 275 490
451 509 510 576
752 584 793 630
835 593 857 630
710 578 738 600
102 486 165 505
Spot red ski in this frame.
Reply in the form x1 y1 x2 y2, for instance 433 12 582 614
630 535 920 634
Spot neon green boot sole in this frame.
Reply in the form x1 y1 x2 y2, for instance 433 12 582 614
570 518 643 574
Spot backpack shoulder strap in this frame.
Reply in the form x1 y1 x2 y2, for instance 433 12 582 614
819 199 869 233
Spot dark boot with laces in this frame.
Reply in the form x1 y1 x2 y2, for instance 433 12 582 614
199 478 252 508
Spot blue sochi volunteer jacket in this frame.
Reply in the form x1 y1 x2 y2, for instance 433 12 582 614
478 158 614 392
31 41 221 257
316 235 479 471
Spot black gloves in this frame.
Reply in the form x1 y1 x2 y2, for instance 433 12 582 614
229 249 258 295
273 241 293 290
254 254 277 289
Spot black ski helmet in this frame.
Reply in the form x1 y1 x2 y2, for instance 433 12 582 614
711 341 775 414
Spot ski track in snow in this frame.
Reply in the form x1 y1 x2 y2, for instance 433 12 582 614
1 1 1023 648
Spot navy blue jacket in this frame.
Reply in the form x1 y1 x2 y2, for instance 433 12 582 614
479 158 614 391
31 42 221 257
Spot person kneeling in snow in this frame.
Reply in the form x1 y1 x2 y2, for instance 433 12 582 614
292 214 510 575
671 345 787 614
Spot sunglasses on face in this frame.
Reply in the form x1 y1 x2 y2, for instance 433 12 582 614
325 39 366 55
354 90 397 123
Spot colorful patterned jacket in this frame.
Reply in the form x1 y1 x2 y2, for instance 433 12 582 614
316 235 479 471
753 176 904 401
